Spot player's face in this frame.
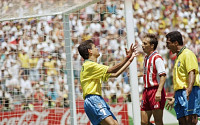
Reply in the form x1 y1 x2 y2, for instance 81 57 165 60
166 39 177 53
142 37 152 54
91 44 100 57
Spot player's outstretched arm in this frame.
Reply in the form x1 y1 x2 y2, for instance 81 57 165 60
109 50 138 78
107 43 137 73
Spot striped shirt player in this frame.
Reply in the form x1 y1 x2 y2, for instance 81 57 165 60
141 51 166 111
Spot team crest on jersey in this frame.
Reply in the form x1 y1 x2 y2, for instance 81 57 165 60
177 61 181 67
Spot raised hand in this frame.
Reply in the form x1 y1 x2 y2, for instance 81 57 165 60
165 97 175 110
129 50 139 62
125 42 138 57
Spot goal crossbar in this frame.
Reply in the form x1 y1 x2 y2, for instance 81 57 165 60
0 0 100 21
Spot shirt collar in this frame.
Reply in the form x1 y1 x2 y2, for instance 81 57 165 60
146 51 157 59
85 59 94 62
177 46 186 57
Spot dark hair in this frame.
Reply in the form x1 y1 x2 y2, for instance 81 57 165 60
166 31 183 45
78 40 94 60
144 33 158 50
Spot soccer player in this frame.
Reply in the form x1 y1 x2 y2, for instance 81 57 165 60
78 39 138 125
165 31 200 125
141 33 166 125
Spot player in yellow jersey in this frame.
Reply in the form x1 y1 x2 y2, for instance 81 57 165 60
78 40 138 125
165 31 200 125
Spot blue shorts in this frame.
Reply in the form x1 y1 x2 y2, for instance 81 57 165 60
174 86 200 119
84 95 117 125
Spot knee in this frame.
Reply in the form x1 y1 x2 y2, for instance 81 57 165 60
141 120 149 125
109 122 118 125
105 120 118 125
187 118 198 125
191 116 198 125
154 119 163 125
185 115 198 125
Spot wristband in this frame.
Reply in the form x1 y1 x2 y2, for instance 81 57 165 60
126 55 131 58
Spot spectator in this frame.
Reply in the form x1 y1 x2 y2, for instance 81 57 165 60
21 98 34 111
103 83 111 103
108 78 117 95
74 78 82 100
107 2 117 14
72 52 81 78
44 55 57 76
20 75 33 98
0 87 13 111
33 84 44 103
116 83 124 103
29 52 40 84
47 84 58 101
6 60 21 90
42 95 56 109
18 50 29 76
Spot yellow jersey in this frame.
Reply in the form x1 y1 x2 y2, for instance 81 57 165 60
80 60 110 99
19 53 29 68
44 60 57 75
173 48 200 91
29 58 39 68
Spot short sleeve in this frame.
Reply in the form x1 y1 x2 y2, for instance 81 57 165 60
155 58 166 75
91 63 110 81
185 52 198 74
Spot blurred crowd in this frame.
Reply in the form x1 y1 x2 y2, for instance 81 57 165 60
0 0 200 111
0 0 79 20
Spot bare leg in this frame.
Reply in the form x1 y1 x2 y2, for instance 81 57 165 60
100 115 118 125
141 110 152 125
178 117 187 125
152 109 163 125
185 114 198 125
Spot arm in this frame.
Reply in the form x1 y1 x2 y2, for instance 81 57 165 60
186 69 196 100
154 57 166 101
109 51 138 78
155 74 166 102
107 43 137 73
107 56 129 73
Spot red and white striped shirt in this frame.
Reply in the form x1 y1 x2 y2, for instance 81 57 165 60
143 51 166 88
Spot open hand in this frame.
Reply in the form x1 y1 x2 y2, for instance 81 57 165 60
129 50 139 62
125 43 138 57
165 97 175 110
